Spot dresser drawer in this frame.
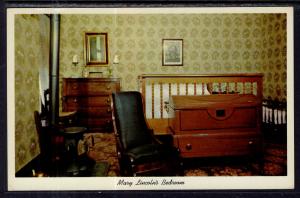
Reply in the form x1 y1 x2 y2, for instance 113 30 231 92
79 118 113 130
65 81 118 95
174 132 260 158
63 96 111 110
76 107 112 117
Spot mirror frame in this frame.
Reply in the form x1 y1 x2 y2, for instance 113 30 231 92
84 32 109 66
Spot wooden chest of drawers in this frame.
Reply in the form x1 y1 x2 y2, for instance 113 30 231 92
167 94 262 158
62 78 120 131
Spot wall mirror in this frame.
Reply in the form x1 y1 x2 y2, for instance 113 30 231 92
84 32 108 66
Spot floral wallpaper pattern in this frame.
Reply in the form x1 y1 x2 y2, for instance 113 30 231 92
60 13 286 100
14 13 287 172
15 14 49 172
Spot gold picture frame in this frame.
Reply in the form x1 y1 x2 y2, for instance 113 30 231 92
84 32 108 66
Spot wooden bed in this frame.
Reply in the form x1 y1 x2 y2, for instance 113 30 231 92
138 73 263 135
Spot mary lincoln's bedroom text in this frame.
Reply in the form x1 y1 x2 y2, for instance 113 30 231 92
117 178 185 187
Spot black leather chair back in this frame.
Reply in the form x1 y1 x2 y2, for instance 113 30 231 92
112 91 152 150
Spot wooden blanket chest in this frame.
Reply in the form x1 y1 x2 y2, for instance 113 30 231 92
167 94 262 158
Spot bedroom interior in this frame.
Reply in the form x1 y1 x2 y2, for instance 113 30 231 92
13 11 288 177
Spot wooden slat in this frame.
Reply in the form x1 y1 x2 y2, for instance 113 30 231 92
186 83 188 95
226 82 229 93
168 83 172 98
235 82 238 93
160 83 163 118
151 83 154 118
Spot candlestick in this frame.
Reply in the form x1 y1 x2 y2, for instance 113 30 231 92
72 55 78 66
113 55 119 64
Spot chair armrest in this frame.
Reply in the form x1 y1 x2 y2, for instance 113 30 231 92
148 128 154 135
147 128 163 144
154 133 174 146
153 136 163 145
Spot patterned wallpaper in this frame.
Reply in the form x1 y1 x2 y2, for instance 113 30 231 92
15 14 50 172
60 13 287 100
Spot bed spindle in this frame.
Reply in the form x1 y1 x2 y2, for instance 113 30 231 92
160 82 163 118
185 83 188 95
226 82 229 93
235 82 238 93
151 83 154 119
168 83 172 98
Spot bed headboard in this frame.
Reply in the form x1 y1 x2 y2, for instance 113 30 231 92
138 73 263 134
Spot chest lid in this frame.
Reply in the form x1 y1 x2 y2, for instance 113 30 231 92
169 94 260 110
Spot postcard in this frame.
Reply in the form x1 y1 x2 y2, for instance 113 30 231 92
6 6 294 191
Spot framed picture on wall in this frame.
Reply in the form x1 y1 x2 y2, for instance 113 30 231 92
162 39 183 66
84 32 109 66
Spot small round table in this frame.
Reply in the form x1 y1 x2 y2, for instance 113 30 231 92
60 126 89 176
59 111 77 126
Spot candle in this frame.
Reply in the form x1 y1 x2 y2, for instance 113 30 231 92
32 169 36 176
72 55 78 63
113 55 119 64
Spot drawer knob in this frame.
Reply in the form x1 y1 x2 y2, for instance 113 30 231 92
72 85 78 90
73 98 78 103
107 108 111 113
186 143 192 151
106 86 111 90
248 141 253 145
106 98 111 103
